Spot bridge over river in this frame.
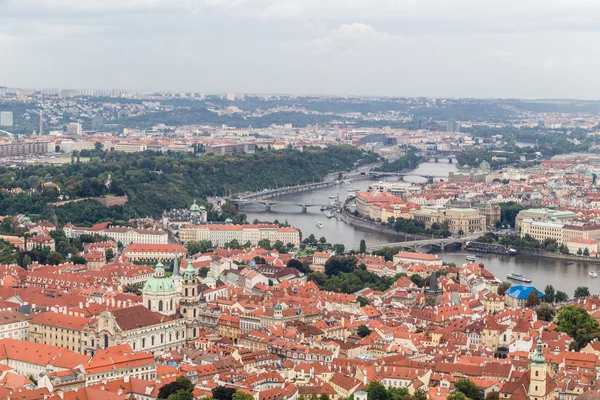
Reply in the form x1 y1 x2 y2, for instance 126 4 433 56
228 198 336 213
348 236 476 252
240 181 336 201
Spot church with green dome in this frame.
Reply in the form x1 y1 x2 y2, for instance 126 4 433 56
142 261 177 316
162 199 207 229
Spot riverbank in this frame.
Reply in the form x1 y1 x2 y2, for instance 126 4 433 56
339 209 429 242
516 248 600 264
464 244 600 264
440 251 598 295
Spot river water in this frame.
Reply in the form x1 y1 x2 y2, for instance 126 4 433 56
242 161 599 296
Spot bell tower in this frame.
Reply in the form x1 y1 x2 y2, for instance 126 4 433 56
529 339 548 399
180 261 200 341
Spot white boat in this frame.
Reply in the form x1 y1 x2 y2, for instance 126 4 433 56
590 270 598 278
348 187 360 192
329 194 338 199
316 221 324 228
325 211 334 218
466 255 476 262
506 273 532 283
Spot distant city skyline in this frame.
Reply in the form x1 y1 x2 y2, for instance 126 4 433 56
1 0 600 99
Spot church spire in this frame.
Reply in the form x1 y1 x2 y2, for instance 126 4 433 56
531 338 545 365
172 250 180 278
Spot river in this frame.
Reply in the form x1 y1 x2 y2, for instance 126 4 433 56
241 161 599 295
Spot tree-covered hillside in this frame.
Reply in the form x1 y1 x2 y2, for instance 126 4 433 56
0 146 375 225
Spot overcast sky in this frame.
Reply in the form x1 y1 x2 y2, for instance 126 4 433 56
1 0 599 99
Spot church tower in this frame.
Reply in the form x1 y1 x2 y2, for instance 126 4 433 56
180 261 201 341
274 301 283 320
529 339 548 399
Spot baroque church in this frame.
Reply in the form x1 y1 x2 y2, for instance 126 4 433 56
142 252 222 345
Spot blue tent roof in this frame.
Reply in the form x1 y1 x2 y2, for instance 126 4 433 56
506 285 543 299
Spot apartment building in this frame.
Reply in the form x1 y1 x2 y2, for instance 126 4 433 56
520 219 564 243
0 311 31 341
205 143 256 154
0 338 88 377
393 252 443 267
356 191 402 218
103 227 168 245
562 224 600 242
26 234 55 251
0 141 50 157
565 238 598 255
79 345 157 385
515 208 576 232
519 217 600 248
122 244 186 263
29 312 89 353
114 142 147 152
178 224 301 248
64 223 168 245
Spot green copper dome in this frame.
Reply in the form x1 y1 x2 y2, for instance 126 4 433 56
190 199 201 212
183 262 196 279
143 262 176 293
143 277 176 293
531 339 545 365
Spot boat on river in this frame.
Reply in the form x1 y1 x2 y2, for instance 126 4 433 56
466 255 476 262
325 211 334 218
316 221 324 228
590 270 598 278
506 273 532 283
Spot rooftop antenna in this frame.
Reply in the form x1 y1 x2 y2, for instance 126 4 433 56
39 111 43 136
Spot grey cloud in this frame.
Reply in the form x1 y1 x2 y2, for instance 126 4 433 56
1 0 600 98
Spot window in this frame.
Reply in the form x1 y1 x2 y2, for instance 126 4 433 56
159 300 164 312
